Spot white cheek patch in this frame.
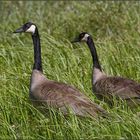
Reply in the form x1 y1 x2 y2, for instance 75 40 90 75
82 34 89 41
26 25 36 34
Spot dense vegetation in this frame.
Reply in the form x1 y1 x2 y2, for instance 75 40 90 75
1 1 140 139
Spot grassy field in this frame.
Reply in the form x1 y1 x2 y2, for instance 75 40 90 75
1 1 140 139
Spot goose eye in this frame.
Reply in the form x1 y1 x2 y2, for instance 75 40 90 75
24 24 31 29
81 34 85 37
23 24 28 30
80 34 84 38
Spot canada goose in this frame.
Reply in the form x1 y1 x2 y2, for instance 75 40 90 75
13 22 107 117
72 32 140 106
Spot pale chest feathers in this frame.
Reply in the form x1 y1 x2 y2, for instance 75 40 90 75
30 70 47 92
93 68 105 84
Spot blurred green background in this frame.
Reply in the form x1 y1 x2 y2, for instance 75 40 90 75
1 1 140 139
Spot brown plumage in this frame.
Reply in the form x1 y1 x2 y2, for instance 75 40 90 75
94 76 140 105
72 32 140 106
13 22 107 118
30 70 107 117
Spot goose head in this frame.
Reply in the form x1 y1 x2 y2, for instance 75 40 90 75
71 32 90 43
13 22 37 35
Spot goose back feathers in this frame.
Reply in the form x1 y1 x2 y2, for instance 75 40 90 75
94 76 140 102
30 70 107 117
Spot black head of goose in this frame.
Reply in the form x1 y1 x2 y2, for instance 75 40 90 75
13 23 107 118
72 32 140 106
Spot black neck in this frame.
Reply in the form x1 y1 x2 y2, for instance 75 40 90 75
31 29 42 72
86 37 102 71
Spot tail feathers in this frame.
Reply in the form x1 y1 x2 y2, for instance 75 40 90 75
87 104 108 118
71 102 108 118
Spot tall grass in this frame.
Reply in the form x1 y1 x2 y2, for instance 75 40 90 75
1 1 140 139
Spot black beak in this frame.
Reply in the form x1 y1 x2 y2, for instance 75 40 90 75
13 26 24 33
71 37 80 43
